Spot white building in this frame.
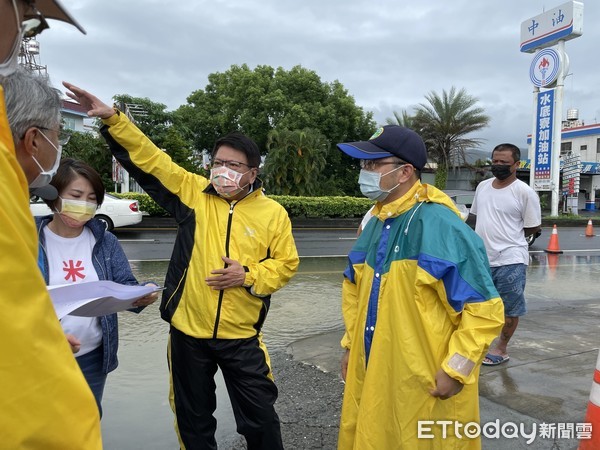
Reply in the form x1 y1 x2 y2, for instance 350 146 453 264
61 99 93 133
527 113 600 212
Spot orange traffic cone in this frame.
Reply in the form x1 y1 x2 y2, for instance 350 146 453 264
586 219 595 237
544 224 563 254
579 350 600 449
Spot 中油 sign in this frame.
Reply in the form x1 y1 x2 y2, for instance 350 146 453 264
520 1 583 53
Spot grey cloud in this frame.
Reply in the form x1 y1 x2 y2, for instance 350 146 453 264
33 0 599 153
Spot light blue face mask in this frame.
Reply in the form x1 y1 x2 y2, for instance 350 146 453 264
358 166 404 202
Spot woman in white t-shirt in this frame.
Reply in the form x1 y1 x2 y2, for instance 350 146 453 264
35 158 158 416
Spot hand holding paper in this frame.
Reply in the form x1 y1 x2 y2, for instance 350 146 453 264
132 283 160 308
48 280 163 319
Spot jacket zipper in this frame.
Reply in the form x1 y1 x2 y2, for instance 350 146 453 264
212 201 236 338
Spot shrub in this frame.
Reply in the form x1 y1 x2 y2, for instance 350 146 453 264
110 192 373 218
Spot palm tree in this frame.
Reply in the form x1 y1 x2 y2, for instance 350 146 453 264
386 109 415 128
412 87 490 189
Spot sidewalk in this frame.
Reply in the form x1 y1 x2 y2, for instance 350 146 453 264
227 296 599 449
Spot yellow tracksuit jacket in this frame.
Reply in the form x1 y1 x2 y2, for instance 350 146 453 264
101 112 299 340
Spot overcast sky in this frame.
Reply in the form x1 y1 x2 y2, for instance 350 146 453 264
35 0 598 155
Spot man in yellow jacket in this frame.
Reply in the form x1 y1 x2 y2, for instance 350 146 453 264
0 1 101 448
337 125 504 449
63 82 300 450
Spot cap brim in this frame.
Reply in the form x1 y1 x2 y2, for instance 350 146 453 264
30 185 58 201
337 142 393 160
30 0 86 35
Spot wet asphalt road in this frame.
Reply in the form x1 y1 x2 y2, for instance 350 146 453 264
110 225 600 449
114 225 600 261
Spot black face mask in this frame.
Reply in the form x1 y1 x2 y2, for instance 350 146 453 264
491 164 513 180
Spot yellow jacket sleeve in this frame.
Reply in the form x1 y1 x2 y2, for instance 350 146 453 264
442 297 505 385
243 206 299 296
341 277 359 350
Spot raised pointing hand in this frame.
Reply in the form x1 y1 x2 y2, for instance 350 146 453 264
62 81 115 119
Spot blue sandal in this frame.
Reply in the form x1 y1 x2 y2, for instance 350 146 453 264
482 353 509 366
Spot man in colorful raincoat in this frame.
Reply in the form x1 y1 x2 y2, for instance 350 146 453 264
336 125 504 449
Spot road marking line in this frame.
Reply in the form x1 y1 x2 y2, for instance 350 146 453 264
119 239 158 243
530 249 600 253
128 259 171 262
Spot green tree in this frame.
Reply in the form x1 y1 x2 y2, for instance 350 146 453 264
113 94 172 142
113 94 197 172
412 87 490 189
161 127 196 173
263 128 328 196
173 64 376 195
62 131 113 190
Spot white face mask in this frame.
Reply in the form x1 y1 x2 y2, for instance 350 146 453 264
358 165 404 202
0 0 25 76
29 130 62 188
210 166 250 198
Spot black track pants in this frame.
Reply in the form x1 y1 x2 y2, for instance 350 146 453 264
169 327 283 450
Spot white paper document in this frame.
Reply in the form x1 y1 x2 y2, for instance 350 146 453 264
48 280 160 319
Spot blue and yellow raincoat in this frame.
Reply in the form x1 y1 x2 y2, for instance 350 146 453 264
339 181 504 449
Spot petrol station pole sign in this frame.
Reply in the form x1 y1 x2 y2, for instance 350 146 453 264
520 1 583 53
521 1 583 216
533 89 554 191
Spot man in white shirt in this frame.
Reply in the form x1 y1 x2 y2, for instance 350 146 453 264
470 143 541 366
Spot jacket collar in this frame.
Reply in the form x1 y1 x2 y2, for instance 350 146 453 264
36 214 106 241
203 177 264 201
370 181 462 221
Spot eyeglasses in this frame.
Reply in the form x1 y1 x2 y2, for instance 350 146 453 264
360 159 406 171
211 159 253 171
22 5 50 38
38 126 71 146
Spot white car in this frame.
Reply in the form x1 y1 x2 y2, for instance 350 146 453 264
30 193 143 231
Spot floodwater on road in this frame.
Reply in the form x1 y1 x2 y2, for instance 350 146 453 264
527 253 600 303
100 253 600 449
101 257 347 449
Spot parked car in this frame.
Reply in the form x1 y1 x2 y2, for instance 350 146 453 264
443 190 541 247
30 193 142 231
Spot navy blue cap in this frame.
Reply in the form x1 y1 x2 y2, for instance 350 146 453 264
337 125 427 170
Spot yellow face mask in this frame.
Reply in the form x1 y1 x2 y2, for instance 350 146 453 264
58 197 97 222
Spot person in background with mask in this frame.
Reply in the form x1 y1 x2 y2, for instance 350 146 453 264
62 82 299 450
35 158 159 415
0 2 102 448
336 125 504 449
470 143 541 366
